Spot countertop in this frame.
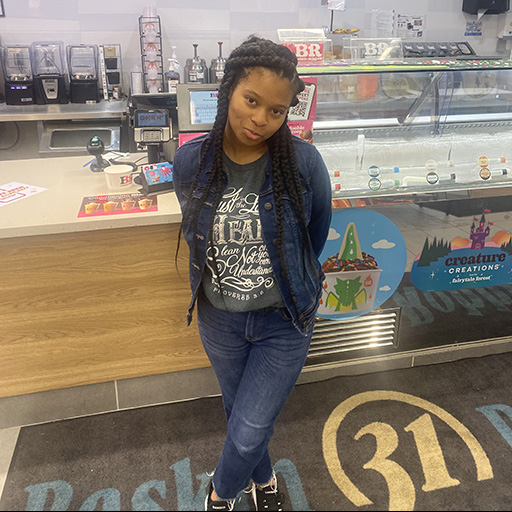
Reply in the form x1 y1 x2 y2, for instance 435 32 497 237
0 155 182 239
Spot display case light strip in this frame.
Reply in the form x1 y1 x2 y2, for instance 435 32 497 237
313 113 512 131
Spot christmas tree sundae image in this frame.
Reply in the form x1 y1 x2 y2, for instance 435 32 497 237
318 222 382 314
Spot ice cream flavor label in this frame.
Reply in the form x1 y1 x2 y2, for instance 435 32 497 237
411 211 512 291
317 208 407 320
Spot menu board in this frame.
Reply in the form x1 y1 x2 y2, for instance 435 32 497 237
189 89 218 125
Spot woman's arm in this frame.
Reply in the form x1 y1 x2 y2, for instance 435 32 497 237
308 147 332 258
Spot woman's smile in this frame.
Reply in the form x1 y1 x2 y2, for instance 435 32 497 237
243 127 263 140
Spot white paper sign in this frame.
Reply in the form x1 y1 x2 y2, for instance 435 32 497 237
328 1 346 11
395 13 425 39
0 182 47 208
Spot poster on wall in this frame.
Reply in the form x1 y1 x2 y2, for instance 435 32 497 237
411 210 512 291
317 208 407 321
465 21 483 37
288 77 317 144
395 13 425 39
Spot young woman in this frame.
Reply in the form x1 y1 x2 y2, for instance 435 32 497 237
173 36 332 511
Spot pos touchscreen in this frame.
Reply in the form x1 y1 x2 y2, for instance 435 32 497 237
177 83 220 132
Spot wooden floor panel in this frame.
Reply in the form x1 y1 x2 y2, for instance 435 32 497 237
0 224 209 398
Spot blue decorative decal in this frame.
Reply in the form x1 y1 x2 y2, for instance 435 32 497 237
317 208 407 320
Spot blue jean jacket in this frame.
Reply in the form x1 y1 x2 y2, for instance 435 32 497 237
173 133 332 335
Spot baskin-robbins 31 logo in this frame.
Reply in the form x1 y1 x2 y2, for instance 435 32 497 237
411 210 512 292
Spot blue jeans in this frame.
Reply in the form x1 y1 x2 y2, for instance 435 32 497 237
197 294 313 501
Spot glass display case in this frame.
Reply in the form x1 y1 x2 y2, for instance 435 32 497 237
298 59 512 203
296 59 512 363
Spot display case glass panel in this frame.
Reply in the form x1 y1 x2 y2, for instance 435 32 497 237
299 62 512 199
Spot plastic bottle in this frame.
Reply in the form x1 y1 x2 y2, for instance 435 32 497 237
130 66 143 94
165 58 180 93
169 46 182 82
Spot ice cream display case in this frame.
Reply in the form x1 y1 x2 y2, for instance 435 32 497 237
297 59 512 364
297 59 512 201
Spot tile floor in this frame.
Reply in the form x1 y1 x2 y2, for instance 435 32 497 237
1 201 511 501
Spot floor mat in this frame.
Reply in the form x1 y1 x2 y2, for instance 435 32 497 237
2 352 512 511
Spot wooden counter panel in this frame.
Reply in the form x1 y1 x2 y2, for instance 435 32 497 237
0 224 209 398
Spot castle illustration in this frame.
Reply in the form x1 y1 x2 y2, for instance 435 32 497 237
470 213 490 250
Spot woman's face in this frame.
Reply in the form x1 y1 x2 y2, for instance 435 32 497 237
224 67 295 154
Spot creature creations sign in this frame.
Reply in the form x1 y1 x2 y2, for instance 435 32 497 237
411 210 512 291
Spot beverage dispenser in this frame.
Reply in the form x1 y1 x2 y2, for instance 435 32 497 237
1 45 34 105
30 41 68 104
67 44 100 103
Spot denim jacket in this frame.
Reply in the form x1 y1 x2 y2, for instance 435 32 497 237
172 133 332 335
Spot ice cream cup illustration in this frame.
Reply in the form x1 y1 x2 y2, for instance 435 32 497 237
103 201 118 213
318 222 382 315
84 202 100 214
121 199 136 211
138 198 153 210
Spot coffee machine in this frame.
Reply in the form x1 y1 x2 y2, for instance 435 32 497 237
67 44 100 103
30 41 68 104
1 45 35 105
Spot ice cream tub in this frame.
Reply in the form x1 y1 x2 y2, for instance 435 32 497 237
318 221 382 315
318 268 382 314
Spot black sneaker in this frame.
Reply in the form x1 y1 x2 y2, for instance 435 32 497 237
252 478 285 511
205 482 237 511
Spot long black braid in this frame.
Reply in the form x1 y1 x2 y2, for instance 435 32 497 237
179 36 318 317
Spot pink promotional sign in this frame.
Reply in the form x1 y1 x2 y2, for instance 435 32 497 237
178 132 207 146
77 193 157 218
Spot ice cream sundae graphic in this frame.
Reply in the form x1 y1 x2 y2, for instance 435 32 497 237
318 222 382 314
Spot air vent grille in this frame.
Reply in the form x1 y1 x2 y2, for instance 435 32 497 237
306 308 401 365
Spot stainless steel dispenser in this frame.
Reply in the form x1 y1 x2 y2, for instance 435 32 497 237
209 42 226 84
184 44 208 84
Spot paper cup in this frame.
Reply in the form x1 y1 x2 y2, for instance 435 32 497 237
103 201 118 213
84 202 100 214
138 198 153 210
104 165 135 192
318 268 382 315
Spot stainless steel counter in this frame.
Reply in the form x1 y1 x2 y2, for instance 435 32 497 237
0 100 128 122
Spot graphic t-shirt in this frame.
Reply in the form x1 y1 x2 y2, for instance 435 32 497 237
201 152 284 312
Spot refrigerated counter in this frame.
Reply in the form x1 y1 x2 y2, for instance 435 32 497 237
296 58 512 365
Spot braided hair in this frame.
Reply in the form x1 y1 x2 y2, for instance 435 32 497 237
181 36 318 316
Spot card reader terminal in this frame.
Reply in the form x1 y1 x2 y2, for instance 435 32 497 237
133 109 171 144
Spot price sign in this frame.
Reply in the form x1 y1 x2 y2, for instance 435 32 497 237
348 38 403 61
282 42 324 64
364 42 392 58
